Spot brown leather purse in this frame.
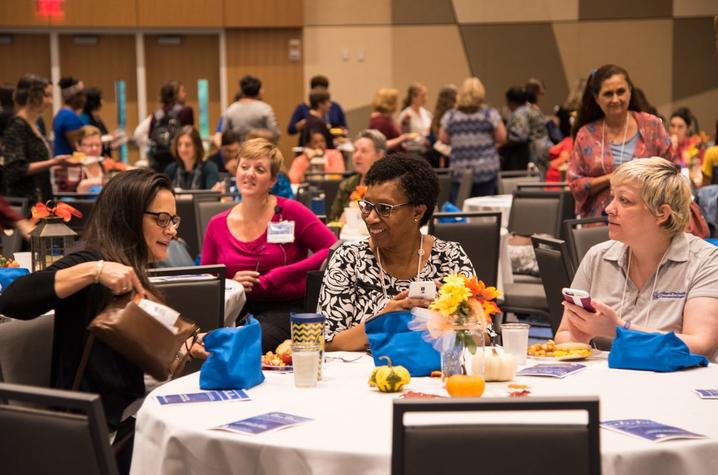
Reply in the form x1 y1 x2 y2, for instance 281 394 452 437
75 293 199 384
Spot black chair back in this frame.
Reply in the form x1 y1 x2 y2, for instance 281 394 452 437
429 212 501 288
306 172 353 211
712 165 718 185
1 197 29 258
0 314 54 387
508 187 575 239
433 169 452 207
0 382 119 475
497 169 540 195
454 167 473 209
564 217 609 270
195 200 236 252
392 396 601 475
175 192 220 259
57 199 95 233
531 235 575 335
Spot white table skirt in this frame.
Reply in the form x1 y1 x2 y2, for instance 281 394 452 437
462 194 513 228
131 353 718 475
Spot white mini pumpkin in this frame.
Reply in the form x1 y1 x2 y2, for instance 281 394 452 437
470 346 517 382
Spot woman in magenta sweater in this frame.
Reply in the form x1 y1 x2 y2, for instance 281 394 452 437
202 138 337 351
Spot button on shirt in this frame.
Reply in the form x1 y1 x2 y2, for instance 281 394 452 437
572 233 718 337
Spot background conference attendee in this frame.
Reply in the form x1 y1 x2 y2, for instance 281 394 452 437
0 169 207 473
440 76 507 199
221 75 280 143
556 157 718 360
148 80 194 173
288 129 345 184
164 125 219 190
369 87 411 151
567 64 670 218
4 74 70 202
668 107 701 168
398 82 432 157
429 84 457 168
300 88 335 149
328 129 386 222
201 138 336 351
52 76 85 155
79 87 112 157
288 75 347 144
320 153 475 350
207 129 241 175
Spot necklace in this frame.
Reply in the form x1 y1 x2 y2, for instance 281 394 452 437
600 111 630 174
618 244 670 328
375 233 425 307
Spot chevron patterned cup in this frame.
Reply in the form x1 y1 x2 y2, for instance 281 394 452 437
290 313 326 380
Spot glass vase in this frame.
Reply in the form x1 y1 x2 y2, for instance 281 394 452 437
440 325 485 378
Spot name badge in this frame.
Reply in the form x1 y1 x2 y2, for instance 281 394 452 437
408 280 437 300
267 220 295 243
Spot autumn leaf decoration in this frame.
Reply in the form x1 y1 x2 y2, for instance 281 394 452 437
32 201 83 222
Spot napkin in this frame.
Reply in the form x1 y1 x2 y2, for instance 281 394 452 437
0 268 30 294
200 316 265 390
365 310 440 376
437 202 467 223
608 327 708 372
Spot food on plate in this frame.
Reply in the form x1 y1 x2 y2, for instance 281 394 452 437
470 347 516 382
527 340 592 359
370 356 410 393
261 339 293 367
508 383 530 390
429 370 442 378
69 151 86 164
0 256 20 268
446 374 485 398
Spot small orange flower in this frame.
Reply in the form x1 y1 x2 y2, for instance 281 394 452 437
349 185 367 202
31 201 83 222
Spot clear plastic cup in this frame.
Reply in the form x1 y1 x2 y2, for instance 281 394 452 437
291 342 320 388
501 323 530 365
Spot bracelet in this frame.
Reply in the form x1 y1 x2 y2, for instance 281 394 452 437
94 260 105 284
623 320 632 330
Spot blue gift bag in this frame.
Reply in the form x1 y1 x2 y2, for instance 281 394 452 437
200 316 265 390
608 327 709 372
0 268 29 294
365 310 440 376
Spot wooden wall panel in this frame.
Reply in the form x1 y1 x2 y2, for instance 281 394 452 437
226 29 304 165
224 0 303 27
58 34 138 162
144 34 221 141
138 0 222 27
0 0 49 27
0 34 53 128
50 0 137 28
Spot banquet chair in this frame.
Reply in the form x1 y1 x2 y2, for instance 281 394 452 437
433 169 453 207
0 382 119 475
712 165 718 185
564 217 609 270
392 396 600 475
57 198 95 233
175 191 221 259
306 172 354 211
453 167 473 209
496 169 540 195
303 240 342 312
196 199 236 251
531 235 576 336
0 314 54 387
429 211 501 288
1 196 29 258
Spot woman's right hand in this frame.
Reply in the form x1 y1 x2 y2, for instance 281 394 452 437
51 155 72 167
233 270 260 292
98 261 145 297
381 289 433 313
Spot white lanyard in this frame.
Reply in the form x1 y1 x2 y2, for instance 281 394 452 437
618 245 670 327
375 233 425 306
600 112 630 174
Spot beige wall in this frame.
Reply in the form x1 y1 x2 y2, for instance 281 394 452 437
453 0 578 23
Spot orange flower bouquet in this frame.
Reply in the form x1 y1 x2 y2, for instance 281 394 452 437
349 184 367 203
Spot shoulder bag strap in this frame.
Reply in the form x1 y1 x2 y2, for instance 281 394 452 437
72 333 95 391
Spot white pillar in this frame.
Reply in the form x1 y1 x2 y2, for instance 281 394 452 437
135 32 147 123
219 29 228 111
49 32 61 116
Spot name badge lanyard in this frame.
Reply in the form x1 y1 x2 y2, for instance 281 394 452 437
375 233 425 309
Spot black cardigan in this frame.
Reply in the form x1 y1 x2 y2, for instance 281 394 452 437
0 250 144 430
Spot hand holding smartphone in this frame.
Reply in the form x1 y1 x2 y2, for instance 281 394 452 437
561 288 596 313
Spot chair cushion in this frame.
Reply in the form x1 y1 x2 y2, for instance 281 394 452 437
502 282 548 310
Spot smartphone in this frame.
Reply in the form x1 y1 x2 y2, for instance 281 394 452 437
561 288 596 313
408 281 437 300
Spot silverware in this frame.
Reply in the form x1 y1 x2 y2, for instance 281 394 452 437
325 355 364 363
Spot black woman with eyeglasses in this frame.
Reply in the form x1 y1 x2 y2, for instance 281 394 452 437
319 153 476 351
0 169 207 474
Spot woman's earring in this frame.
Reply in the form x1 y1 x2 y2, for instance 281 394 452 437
414 218 419 223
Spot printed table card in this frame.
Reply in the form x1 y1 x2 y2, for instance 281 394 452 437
601 419 707 442
216 412 313 436
516 363 586 378
156 389 250 405
695 389 718 399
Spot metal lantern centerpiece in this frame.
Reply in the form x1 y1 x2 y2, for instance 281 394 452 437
30 201 81 272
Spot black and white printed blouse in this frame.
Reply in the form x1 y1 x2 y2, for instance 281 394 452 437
319 238 475 342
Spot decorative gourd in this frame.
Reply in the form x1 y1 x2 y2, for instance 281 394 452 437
371 356 411 393
471 347 516 382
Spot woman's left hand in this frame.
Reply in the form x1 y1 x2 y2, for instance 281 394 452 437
189 332 210 360
382 290 433 313
562 298 621 339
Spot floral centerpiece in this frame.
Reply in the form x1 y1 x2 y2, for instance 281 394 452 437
349 184 367 204
343 184 369 235
29 201 82 272
679 132 709 187
410 275 501 377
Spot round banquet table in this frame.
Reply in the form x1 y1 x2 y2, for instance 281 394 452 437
131 352 718 475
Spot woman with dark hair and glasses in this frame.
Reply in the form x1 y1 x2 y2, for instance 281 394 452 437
0 169 206 473
318 153 475 351
201 138 336 352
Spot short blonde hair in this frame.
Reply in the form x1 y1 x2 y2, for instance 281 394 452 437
239 138 283 179
372 88 399 114
611 157 691 237
457 77 486 112
76 125 101 145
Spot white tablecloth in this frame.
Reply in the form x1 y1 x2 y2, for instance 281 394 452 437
131 353 718 475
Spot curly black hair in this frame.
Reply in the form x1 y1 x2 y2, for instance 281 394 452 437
364 152 438 226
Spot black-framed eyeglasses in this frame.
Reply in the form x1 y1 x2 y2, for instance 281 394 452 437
357 199 410 218
144 211 181 229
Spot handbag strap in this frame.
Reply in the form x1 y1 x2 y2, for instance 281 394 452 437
72 333 95 391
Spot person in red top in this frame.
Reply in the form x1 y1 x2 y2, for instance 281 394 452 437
568 64 670 218
368 87 411 152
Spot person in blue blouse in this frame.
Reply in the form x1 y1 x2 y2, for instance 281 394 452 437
287 75 347 146
52 76 86 155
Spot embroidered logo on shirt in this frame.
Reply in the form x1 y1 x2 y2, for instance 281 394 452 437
652 291 687 300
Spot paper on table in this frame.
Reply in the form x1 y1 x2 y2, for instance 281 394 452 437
148 273 216 283
137 298 180 334
156 389 250 405
695 389 718 399
601 419 707 442
516 363 586 378
215 412 313 436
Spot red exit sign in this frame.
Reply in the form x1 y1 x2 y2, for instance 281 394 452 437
37 0 64 19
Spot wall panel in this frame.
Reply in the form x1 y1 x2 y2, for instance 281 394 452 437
226 28 304 164
304 0 391 26
145 34 221 138
0 0 49 27
453 0 578 23
50 0 137 28
138 0 222 27
224 0 303 28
